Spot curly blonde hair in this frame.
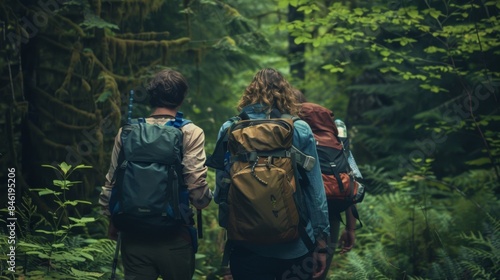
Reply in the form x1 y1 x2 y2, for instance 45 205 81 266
237 68 300 116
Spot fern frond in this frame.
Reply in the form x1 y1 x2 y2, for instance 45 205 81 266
460 261 493 279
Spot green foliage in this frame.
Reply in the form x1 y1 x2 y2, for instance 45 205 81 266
278 0 500 183
1 1 499 279
30 163 94 237
80 11 120 31
0 163 117 279
328 158 499 279
459 215 499 279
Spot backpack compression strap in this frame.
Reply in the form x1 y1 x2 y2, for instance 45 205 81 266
267 110 317 171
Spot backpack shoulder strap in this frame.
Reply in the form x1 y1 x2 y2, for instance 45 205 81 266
205 115 240 170
166 111 192 128
127 118 146 125
284 114 315 171
280 113 299 121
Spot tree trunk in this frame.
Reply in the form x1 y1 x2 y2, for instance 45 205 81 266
287 4 305 91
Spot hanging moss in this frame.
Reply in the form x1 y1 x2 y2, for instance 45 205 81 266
35 88 97 120
1 0 207 209
115 31 171 40
55 42 83 97
105 36 190 66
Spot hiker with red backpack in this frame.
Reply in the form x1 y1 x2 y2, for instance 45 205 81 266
99 69 213 280
294 89 365 279
207 68 330 280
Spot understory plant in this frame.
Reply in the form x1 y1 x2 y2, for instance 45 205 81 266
328 160 499 280
0 162 118 279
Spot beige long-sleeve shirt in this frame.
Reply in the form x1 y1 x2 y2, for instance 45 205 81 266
99 117 212 216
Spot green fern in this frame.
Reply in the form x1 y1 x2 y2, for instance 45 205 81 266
0 163 120 279
458 222 499 279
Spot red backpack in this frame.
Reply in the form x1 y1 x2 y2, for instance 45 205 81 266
299 102 365 213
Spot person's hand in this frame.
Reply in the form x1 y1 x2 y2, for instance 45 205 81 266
338 229 355 254
108 220 119 241
221 267 233 280
312 250 327 278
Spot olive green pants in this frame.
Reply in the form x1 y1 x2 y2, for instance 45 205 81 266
121 232 194 280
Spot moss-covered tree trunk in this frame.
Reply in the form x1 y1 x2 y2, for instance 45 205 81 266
3 0 192 215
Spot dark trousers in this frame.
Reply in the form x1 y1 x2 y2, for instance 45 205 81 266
230 246 314 280
121 231 194 280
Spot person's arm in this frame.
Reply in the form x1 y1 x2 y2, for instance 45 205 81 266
293 120 330 278
98 128 122 240
181 124 212 209
293 120 330 241
213 121 232 204
338 205 357 254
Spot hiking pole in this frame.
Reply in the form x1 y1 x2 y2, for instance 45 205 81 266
110 232 121 280
197 209 203 239
127 89 134 124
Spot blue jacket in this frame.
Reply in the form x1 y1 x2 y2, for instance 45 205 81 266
214 104 330 259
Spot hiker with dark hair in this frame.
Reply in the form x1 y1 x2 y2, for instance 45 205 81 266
293 88 362 279
210 68 330 280
99 69 212 280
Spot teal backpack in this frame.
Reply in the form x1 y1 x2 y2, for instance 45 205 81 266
109 112 193 233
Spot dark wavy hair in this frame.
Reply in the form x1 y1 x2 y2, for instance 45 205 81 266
146 69 188 109
237 68 300 115
292 88 307 103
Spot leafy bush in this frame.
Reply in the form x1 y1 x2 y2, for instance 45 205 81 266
0 162 119 279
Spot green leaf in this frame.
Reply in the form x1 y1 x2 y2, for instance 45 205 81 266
354 8 364 16
36 253 51 259
297 6 313 14
380 50 390 57
322 64 344 73
429 9 441 19
79 252 95 261
192 104 201 114
73 164 93 170
70 268 104 278
18 242 45 249
53 179 81 189
52 243 65 248
59 162 72 175
465 157 491 166
69 217 96 224
41 164 61 173
401 37 417 46
424 46 447 53
294 36 305 44
96 90 113 103
36 229 67 236
64 200 92 206
53 180 68 188
63 200 79 207
30 188 61 196
407 9 420 19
